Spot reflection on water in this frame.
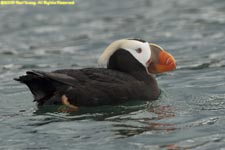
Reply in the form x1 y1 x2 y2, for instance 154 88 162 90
112 105 176 138
33 100 177 139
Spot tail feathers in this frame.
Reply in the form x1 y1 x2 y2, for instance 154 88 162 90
14 70 45 83
15 71 57 105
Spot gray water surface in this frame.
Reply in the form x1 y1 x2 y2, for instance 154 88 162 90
1 0 225 149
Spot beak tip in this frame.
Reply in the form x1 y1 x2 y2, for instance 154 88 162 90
170 62 176 71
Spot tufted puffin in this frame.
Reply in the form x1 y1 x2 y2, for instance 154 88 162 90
15 39 176 112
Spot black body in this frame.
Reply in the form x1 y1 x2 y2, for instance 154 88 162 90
15 49 160 106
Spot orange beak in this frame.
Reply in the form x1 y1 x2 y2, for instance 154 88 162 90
147 50 176 74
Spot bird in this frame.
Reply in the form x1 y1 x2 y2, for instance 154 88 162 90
15 39 176 112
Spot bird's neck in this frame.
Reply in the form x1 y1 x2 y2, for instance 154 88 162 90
130 70 157 84
107 49 158 84
130 70 160 99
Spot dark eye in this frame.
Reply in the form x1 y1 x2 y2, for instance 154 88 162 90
135 48 142 53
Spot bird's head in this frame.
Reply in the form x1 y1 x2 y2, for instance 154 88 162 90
98 39 176 74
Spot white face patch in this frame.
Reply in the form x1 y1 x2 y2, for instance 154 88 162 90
98 39 151 68
120 40 151 67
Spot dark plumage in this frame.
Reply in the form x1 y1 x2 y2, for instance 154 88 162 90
15 50 159 106
15 39 176 108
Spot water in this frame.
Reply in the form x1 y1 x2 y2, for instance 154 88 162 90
1 0 225 149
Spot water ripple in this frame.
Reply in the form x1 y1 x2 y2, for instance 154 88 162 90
1 0 225 149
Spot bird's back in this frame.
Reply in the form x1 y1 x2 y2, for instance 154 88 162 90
16 68 160 106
